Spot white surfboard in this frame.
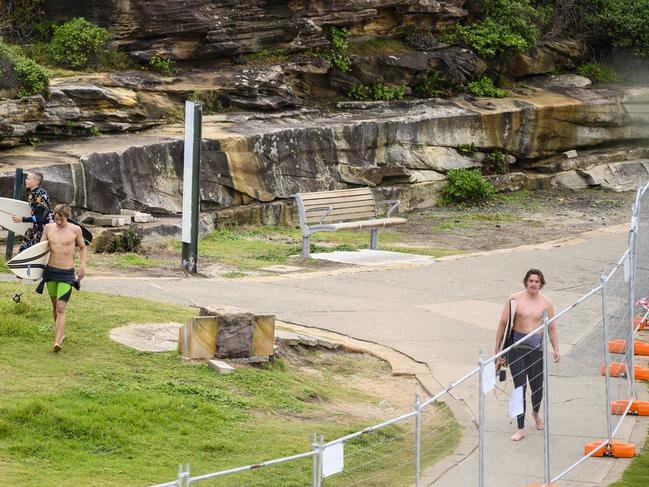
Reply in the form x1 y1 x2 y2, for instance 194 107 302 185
0 197 31 235
6 240 50 280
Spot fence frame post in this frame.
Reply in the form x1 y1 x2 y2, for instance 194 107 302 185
5 167 23 260
627 227 637 396
312 433 319 487
601 272 614 444
542 310 551 486
415 393 421 487
478 352 485 487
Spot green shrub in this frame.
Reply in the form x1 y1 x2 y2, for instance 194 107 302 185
459 0 547 57
324 26 352 72
347 81 407 101
415 71 452 98
440 168 496 205
110 225 143 253
585 0 649 57
576 63 621 83
484 150 509 174
14 57 49 97
0 41 49 97
467 75 508 98
148 55 175 75
47 18 110 69
435 26 460 45
457 143 476 156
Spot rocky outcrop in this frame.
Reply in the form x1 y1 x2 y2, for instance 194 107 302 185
43 0 467 62
1 84 647 220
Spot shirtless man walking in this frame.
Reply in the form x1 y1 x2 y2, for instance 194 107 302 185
494 269 560 441
37 204 87 352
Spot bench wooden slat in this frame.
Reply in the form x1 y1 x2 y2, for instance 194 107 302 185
300 188 372 200
303 200 377 211
306 208 377 223
302 193 375 205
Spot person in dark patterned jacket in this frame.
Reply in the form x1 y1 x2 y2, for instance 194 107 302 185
12 172 54 251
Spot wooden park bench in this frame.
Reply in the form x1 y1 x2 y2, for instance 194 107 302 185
295 187 407 257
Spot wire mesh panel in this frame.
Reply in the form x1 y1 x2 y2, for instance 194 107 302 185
188 454 315 487
635 187 649 303
321 414 417 486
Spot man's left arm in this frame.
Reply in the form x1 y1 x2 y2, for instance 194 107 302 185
547 301 560 362
76 227 87 280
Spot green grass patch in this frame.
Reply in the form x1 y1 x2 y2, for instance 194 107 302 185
349 38 409 56
0 283 458 485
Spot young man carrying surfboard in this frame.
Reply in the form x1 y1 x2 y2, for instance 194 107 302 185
36 204 87 353
11 172 53 251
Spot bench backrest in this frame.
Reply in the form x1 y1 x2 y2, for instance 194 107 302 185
296 188 377 226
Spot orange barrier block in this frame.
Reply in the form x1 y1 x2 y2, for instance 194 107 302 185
584 440 636 458
600 363 649 380
634 315 647 331
608 339 649 355
611 400 649 416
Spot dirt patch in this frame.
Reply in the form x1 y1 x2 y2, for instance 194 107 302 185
391 188 636 252
271 342 422 421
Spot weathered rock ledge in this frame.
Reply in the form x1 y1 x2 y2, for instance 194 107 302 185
1 83 648 225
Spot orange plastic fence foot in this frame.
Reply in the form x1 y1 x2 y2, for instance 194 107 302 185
584 440 636 458
608 339 649 355
634 315 647 331
611 400 649 416
600 363 649 380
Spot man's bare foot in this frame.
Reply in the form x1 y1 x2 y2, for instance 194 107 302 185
53 343 62 353
532 412 544 430
511 429 525 441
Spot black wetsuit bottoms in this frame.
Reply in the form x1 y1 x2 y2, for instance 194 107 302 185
508 346 544 429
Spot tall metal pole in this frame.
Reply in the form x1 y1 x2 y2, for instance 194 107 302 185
5 168 24 260
181 101 202 273
601 272 613 444
478 352 485 487
542 310 551 486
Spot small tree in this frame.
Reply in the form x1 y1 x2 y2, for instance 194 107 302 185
47 18 111 69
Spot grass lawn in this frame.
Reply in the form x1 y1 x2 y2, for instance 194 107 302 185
0 282 458 486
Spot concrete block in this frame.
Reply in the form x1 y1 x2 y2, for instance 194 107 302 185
133 213 154 223
252 315 275 356
563 150 578 159
208 359 235 375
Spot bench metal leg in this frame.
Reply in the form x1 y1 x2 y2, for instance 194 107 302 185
370 229 378 250
302 235 310 257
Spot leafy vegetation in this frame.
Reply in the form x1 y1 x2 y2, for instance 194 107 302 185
576 62 621 83
467 75 508 98
324 26 352 72
415 71 453 98
484 150 509 174
0 0 44 40
0 40 49 97
459 0 549 57
47 18 111 69
110 225 144 253
348 80 407 101
148 55 175 75
440 168 496 205
456 143 477 156
243 48 288 65
585 0 649 57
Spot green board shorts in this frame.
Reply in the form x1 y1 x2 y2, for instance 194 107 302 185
46 281 73 302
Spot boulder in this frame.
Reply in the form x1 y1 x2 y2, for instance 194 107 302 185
577 160 649 192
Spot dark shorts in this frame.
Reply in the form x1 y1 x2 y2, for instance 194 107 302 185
46 281 73 302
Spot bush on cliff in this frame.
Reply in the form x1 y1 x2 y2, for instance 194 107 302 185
47 17 111 69
440 168 496 205
459 0 550 57
324 26 352 72
0 41 49 97
584 0 649 57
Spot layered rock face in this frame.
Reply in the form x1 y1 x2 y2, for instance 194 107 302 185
1 84 648 219
43 0 466 61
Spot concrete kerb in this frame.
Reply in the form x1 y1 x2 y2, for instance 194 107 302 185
278 321 479 484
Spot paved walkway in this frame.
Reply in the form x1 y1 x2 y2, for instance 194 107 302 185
81 225 647 486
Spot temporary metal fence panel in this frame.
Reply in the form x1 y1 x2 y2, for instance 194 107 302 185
321 411 418 486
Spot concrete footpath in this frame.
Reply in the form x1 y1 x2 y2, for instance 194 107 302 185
82 226 648 487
